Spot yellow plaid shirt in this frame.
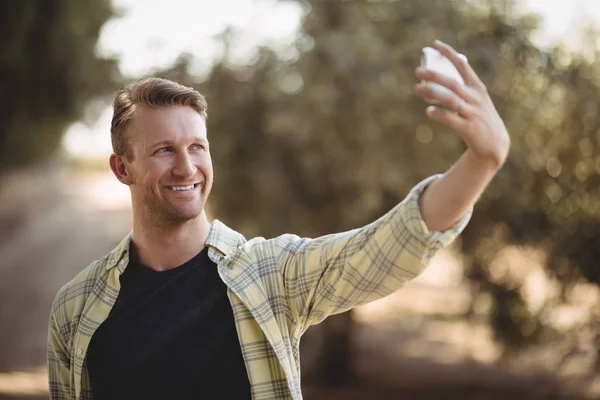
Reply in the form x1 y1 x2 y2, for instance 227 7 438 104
47 175 471 400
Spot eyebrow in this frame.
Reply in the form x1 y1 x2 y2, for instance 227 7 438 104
148 138 208 151
148 140 174 151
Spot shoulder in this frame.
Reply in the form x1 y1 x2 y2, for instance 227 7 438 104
242 233 312 264
50 254 110 324
51 229 131 319
48 254 112 351
244 233 303 250
48 231 130 351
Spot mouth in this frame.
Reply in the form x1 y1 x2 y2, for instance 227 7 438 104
167 183 200 192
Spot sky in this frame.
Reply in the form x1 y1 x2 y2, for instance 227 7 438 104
63 0 600 158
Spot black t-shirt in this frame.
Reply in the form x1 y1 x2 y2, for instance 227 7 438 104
87 245 251 400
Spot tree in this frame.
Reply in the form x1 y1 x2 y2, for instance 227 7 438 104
159 0 600 383
0 0 119 169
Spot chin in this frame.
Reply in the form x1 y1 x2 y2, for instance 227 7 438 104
170 202 207 221
141 197 207 226
169 207 203 222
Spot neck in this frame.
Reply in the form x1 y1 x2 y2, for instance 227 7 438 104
131 210 212 271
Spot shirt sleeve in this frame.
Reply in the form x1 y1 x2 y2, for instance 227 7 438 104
250 174 472 332
47 299 73 399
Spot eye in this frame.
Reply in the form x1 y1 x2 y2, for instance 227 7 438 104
191 144 205 151
154 147 172 154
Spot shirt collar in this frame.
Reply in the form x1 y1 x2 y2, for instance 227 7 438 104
105 219 244 272
205 219 246 257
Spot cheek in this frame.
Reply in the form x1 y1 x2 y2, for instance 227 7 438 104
140 160 171 186
199 153 214 177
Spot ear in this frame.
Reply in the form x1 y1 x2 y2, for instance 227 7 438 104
109 153 133 185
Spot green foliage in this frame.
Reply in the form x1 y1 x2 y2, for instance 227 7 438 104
160 0 600 360
2 0 596 380
142 1 600 365
0 0 119 169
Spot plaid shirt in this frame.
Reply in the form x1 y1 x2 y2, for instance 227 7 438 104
48 175 471 400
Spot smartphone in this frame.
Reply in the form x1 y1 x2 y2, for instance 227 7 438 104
421 47 463 84
420 47 463 104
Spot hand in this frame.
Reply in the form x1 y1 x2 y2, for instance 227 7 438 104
414 40 510 170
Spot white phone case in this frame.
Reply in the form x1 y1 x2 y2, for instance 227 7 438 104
421 47 464 84
420 47 464 104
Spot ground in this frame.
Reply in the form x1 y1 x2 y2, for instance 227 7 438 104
0 167 594 399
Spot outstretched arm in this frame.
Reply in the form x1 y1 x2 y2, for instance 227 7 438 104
414 40 510 231
246 40 506 331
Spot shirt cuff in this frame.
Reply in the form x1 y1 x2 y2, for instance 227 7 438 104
400 174 473 248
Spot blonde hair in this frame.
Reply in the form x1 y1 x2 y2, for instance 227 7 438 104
110 77 208 159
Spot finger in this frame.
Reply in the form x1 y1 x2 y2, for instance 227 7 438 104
415 67 477 104
414 83 476 119
426 106 470 139
432 40 485 90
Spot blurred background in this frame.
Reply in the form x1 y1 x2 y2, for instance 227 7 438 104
1 0 600 398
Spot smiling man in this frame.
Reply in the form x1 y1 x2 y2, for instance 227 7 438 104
48 40 510 400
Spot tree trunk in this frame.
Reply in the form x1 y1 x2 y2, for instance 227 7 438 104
312 312 355 386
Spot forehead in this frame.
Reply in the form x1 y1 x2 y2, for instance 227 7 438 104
129 105 207 146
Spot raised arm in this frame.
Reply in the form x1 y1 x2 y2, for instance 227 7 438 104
414 40 510 231
244 174 471 333
243 40 507 334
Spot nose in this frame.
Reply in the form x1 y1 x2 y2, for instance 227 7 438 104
172 151 197 178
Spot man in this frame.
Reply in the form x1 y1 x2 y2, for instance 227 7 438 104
47 40 510 400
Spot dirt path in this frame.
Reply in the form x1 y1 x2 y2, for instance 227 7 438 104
0 168 595 399
0 168 132 374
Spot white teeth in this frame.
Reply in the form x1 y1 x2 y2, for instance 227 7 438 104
170 184 195 191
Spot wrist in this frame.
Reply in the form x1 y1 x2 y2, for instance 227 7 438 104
463 148 505 174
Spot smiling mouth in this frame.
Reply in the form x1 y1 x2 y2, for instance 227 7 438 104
168 183 199 192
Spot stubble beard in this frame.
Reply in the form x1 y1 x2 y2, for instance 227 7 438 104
143 196 205 229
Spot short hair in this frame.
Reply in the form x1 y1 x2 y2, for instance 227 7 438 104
110 77 208 159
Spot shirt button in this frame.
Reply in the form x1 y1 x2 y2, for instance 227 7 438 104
77 348 83 356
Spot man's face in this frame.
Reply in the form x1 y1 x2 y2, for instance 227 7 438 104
123 105 213 225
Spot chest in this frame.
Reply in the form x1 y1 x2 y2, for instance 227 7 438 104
72 256 302 400
85 265 252 399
